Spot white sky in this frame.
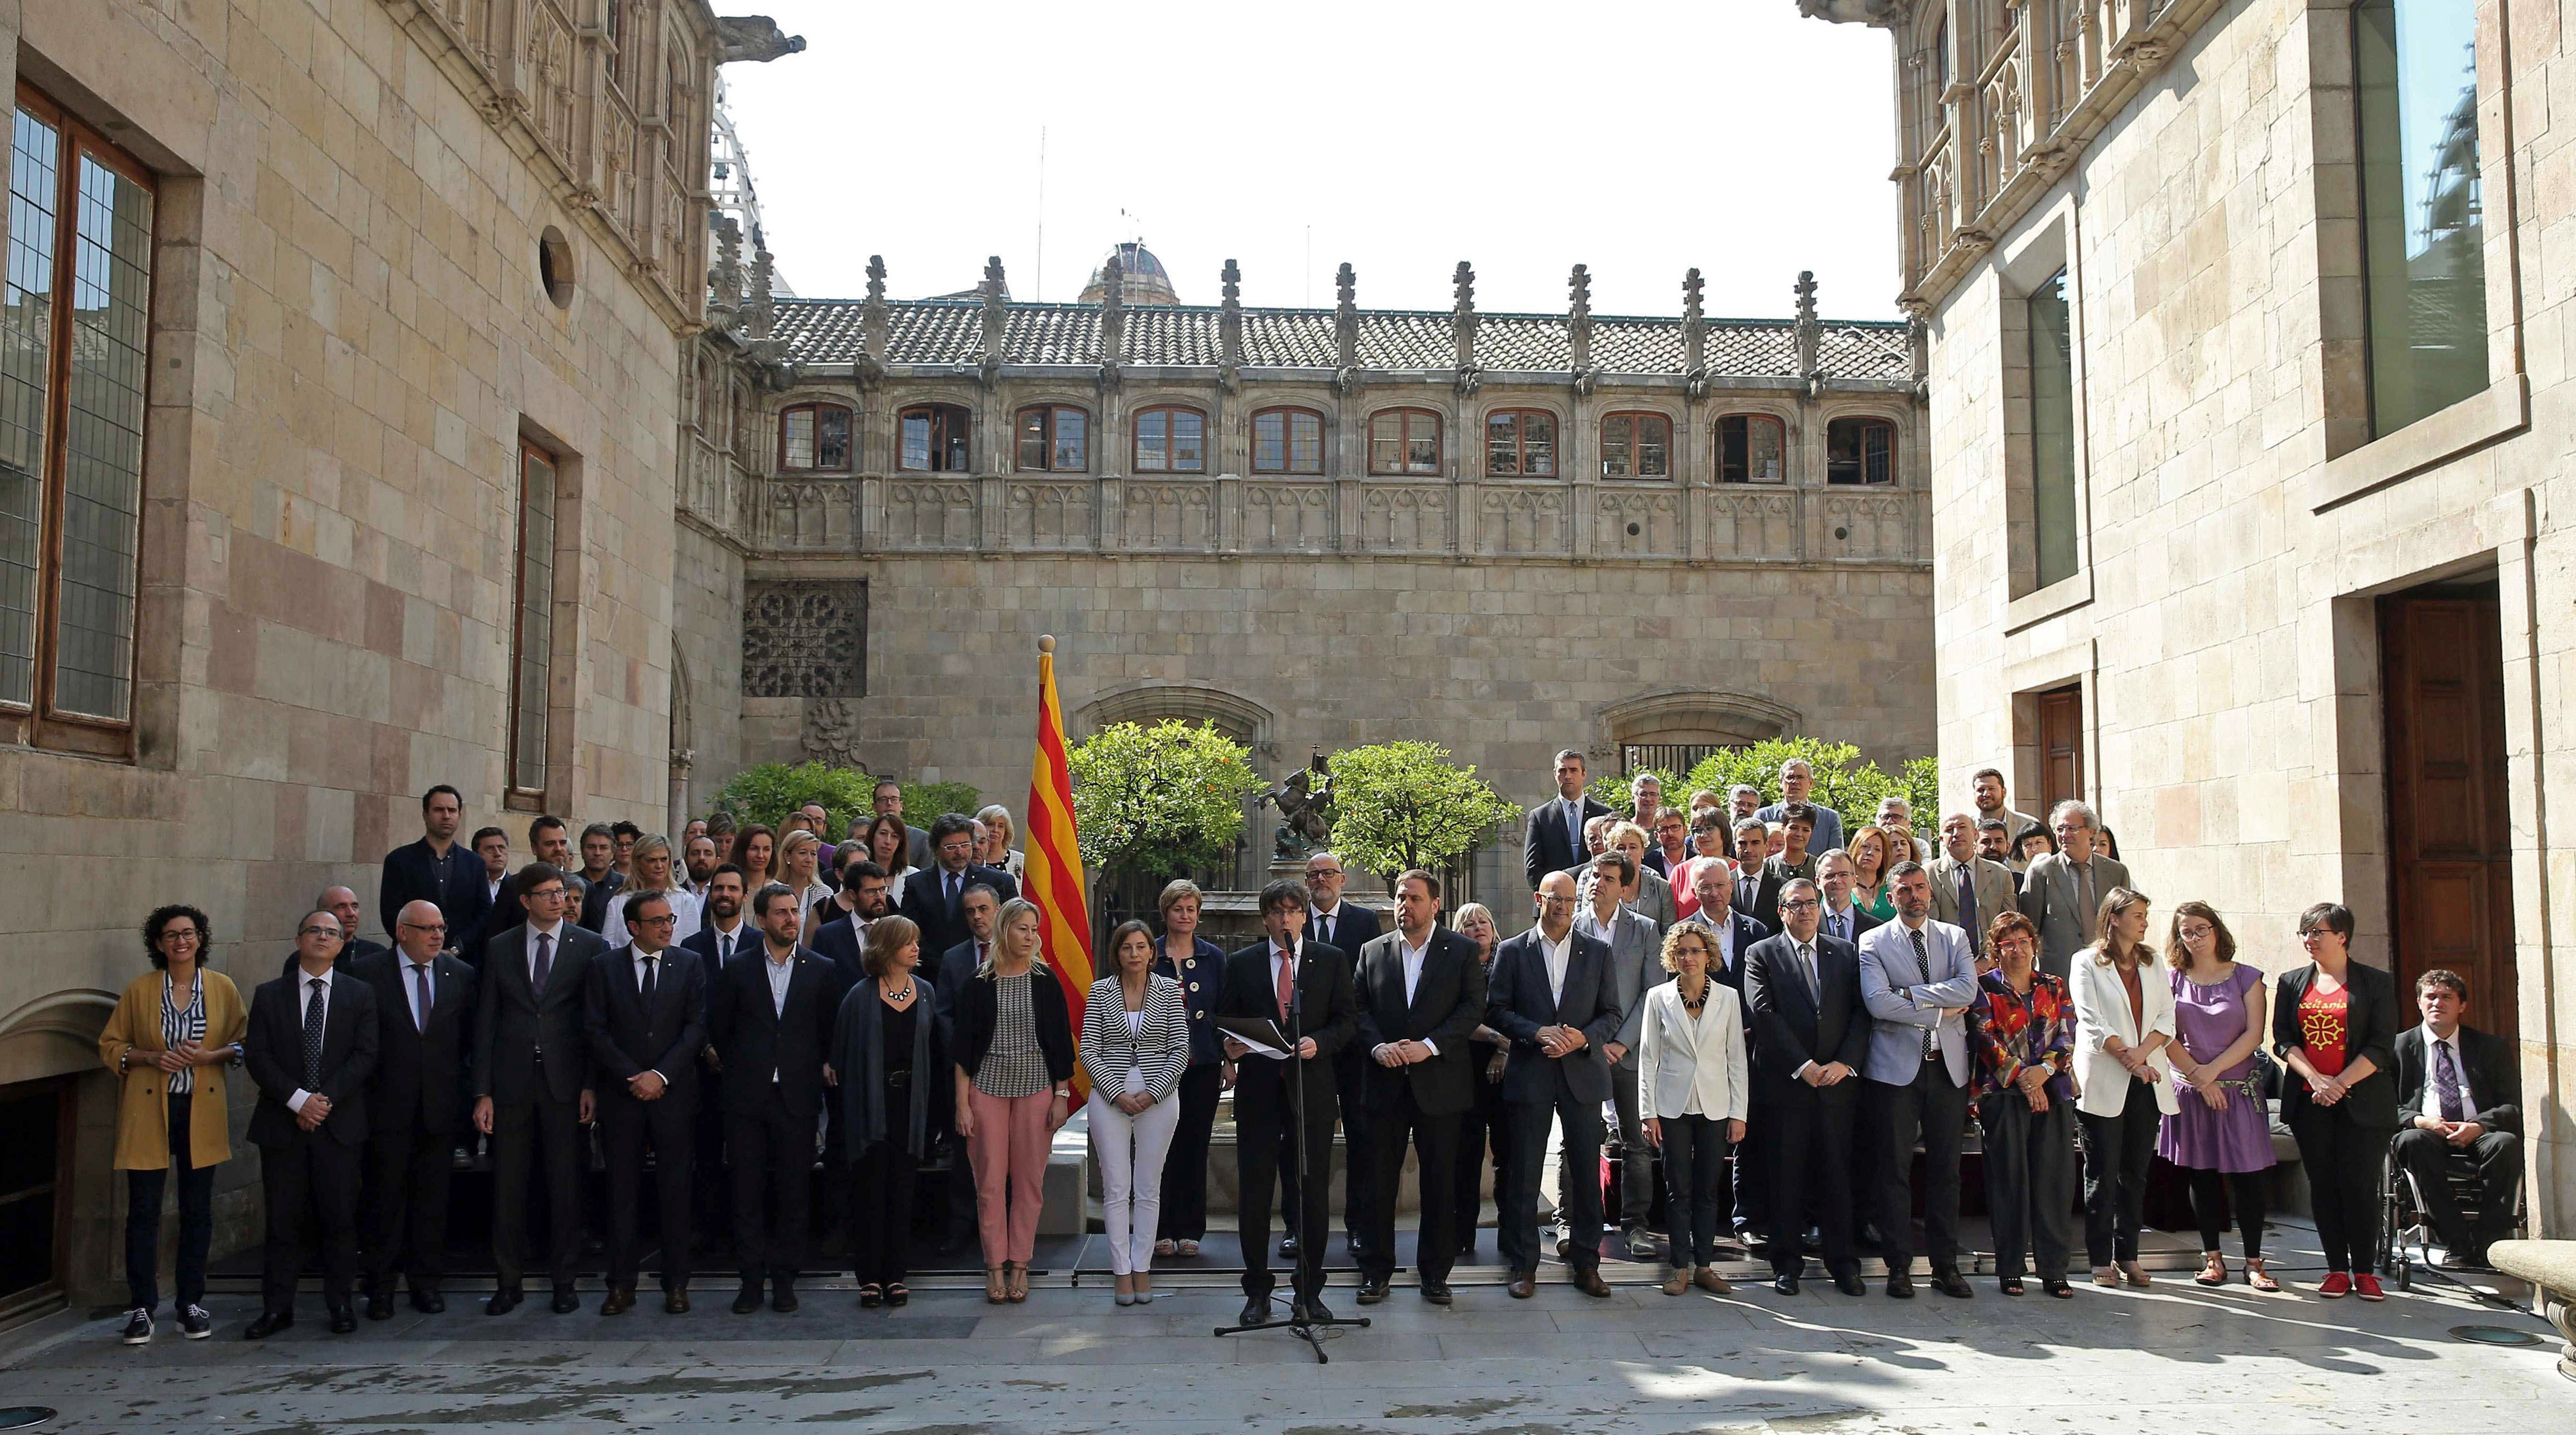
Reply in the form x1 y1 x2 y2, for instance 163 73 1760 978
722 0 1900 321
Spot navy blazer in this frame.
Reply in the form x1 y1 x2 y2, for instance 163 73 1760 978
1740 930 1870 1100
347 947 475 1135
584 942 708 1105
901 865 1019 972
1217 939 1358 1123
473 922 603 1105
705 945 844 1121
1679 910 1770 997
1525 795 1611 891
2394 1022 2521 1135
810 913 866 988
1307 903 1381 964
378 837 491 947
1352 927 1489 1116
679 920 757 996
1152 934 1229 1066
1484 927 1623 1106
244 968 380 1148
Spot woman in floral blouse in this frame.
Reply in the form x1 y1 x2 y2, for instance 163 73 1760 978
1969 910 2078 1298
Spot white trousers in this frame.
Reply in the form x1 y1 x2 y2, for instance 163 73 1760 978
1086 1088 1180 1275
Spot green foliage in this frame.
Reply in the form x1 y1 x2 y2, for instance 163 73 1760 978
713 762 880 838
902 780 986 827
1586 739 1943 835
1585 766 1685 819
1066 720 1267 881
1328 741 1522 881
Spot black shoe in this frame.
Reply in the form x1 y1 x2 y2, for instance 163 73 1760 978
178 1304 212 1340
1833 1272 1867 1297
1421 1283 1453 1305
732 1285 763 1314
243 1310 292 1340
1239 1295 1270 1326
366 1293 395 1321
1299 1295 1335 1322
119 1308 152 1345
412 1290 445 1315
1507 1271 1537 1299
1772 1274 1801 1295
1278 1235 1298 1259
485 1287 522 1316
2043 1277 2075 1299
1931 1268 1974 1299
1886 1271 1915 1299
1355 1279 1389 1306
550 1288 580 1315
599 1288 635 1316
771 1287 798 1313
328 1307 357 1335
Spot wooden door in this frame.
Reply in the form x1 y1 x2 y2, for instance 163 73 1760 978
2038 686 2085 817
2380 589 2516 1043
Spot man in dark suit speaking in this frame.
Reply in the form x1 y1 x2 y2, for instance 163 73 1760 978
1350 869 1487 1306
1486 869 1624 1300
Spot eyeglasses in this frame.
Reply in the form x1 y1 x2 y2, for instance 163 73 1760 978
161 929 202 944
1309 868 1343 879
399 920 447 933
633 913 678 927
1536 895 1576 909
526 886 567 901
298 925 342 938
1779 899 1821 912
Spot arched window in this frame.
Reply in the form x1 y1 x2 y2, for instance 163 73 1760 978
780 402 852 471
1132 405 1207 472
1016 405 1090 472
1252 407 1326 474
1369 408 1442 476
899 404 972 471
1825 416 1896 485
1484 409 1556 477
1717 414 1787 483
1599 412 1672 478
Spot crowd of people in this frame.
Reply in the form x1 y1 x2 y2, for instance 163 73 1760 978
100 756 2525 1343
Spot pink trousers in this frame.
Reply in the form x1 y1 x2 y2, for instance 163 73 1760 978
967 1087 1053 1265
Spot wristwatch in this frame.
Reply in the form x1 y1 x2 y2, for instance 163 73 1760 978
1053 1085 1071 1099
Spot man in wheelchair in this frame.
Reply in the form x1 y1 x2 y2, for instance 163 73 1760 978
2390 969 2521 1270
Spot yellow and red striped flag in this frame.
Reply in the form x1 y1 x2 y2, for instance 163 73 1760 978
1023 634 1094 1100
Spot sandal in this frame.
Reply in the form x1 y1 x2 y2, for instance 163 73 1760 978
1153 1239 1177 1257
1998 1277 2025 1297
2119 1261 2153 1288
885 1283 909 1308
1177 1239 1201 1258
984 1267 1007 1304
2194 1254 2228 1288
857 1283 883 1309
2246 1258 2279 1293
1005 1261 1029 1303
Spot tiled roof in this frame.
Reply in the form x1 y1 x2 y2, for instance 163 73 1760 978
767 299 1914 383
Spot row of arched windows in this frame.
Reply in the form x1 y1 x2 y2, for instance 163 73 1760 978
777 401 1899 484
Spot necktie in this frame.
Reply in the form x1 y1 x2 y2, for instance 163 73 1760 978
302 978 326 1090
411 962 433 1032
946 871 961 916
1275 950 1295 1022
1318 913 1333 948
1908 927 1935 1061
720 931 735 966
1797 942 1817 1000
1956 865 1979 951
641 952 658 1004
2435 1039 2467 1122
2076 862 2097 942
532 931 553 999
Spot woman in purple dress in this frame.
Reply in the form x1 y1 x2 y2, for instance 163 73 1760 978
2160 902 2278 1291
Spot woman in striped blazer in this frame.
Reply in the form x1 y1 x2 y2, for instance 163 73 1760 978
1081 919 1191 1304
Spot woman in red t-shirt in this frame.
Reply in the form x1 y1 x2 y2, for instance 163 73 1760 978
2273 902 2403 1300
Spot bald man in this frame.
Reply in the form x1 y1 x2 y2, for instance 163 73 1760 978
349 900 477 1317
285 887 389 978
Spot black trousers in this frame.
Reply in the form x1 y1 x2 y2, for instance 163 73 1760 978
1865 1059 1970 1272
729 1088 812 1288
125 1093 214 1313
1500 1076 1604 1275
1765 1084 1859 1279
1156 1062 1221 1241
363 1119 456 1297
599 1090 694 1291
2291 1105 2390 1274
2076 1077 2162 1265
258 1132 362 1317
1732 1101 1769 1236
1236 1088 1335 1303
1659 1114 1731 1266
852 1140 918 1286
2393 1125 2522 1253
1332 1045 1378 1245
691 1068 731 1252
2183 1167 2268 1260
1977 1091 2074 1281
1451 1062 1512 1250
1362 1085 1460 1284
489 1089 583 1291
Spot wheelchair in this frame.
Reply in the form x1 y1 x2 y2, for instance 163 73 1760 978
2384 1134 2527 1291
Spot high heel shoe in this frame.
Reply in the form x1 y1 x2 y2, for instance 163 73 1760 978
2118 1261 2153 1288
1005 1261 1029 1303
984 1267 1006 1304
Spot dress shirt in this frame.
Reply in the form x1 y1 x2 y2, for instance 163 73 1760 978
1540 928 1573 1003
403 956 436 1030
1821 901 1861 947
285 966 336 1114
1395 929 1438 1056
1271 942 1301 993
706 919 747 967
1789 940 1823 1082
524 920 564 988
1310 903 1347 950
2418 1029 2479 1118
764 944 796 1081
1711 916 1738 973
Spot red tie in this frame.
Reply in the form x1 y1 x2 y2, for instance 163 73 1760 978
1275 949 1294 1022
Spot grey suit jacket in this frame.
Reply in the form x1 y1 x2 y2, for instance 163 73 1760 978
1855 918 1979 1086
1926 854 2017 951
1576 906 1667 1063
2016 850 2131 980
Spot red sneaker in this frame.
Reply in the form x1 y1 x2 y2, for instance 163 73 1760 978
2355 1274 2386 1301
2317 1272 2352 1298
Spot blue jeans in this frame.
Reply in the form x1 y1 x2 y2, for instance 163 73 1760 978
126 1093 216 1313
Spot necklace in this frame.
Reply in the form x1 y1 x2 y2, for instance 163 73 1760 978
1679 980 1709 1014
883 982 916 1005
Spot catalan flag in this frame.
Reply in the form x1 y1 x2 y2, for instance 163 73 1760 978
1023 635 1094 1100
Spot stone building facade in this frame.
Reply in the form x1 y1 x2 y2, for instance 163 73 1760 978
1802 0 2571 1234
692 253 1941 894
0 0 793 1316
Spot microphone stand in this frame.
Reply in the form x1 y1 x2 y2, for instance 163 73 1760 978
1213 944 1369 1363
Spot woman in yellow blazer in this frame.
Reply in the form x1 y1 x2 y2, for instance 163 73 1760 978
100 904 248 1345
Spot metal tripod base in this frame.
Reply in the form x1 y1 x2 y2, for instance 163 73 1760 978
1213 1294 1372 1363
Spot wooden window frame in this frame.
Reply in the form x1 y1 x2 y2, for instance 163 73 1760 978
1716 413 1788 484
1131 404 1207 473
1015 404 1091 473
1250 406 1326 474
0 85 158 758
778 401 853 473
1483 408 1557 478
1825 415 1897 485
504 440 559 807
1598 410 1673 479
1369 407 1443 476
897 403 973 472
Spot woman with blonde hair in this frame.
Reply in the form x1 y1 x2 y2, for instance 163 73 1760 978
974 805 1027 879
1082 920 1189 1303
2069 887 2176 1286
1637 922 1747 1296
1448 901 1510 1255
1843 823 1898 920
952 897 1076 1302
601 833 702 945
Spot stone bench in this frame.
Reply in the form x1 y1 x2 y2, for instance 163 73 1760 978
2485 1240 2576 1381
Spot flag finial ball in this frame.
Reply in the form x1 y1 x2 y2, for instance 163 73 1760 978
1038 635 1056 655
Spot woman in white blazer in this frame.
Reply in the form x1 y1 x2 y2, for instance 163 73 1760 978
1637 922 1749 1296
2067 887 2177 1288
1078 920 1189 1305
